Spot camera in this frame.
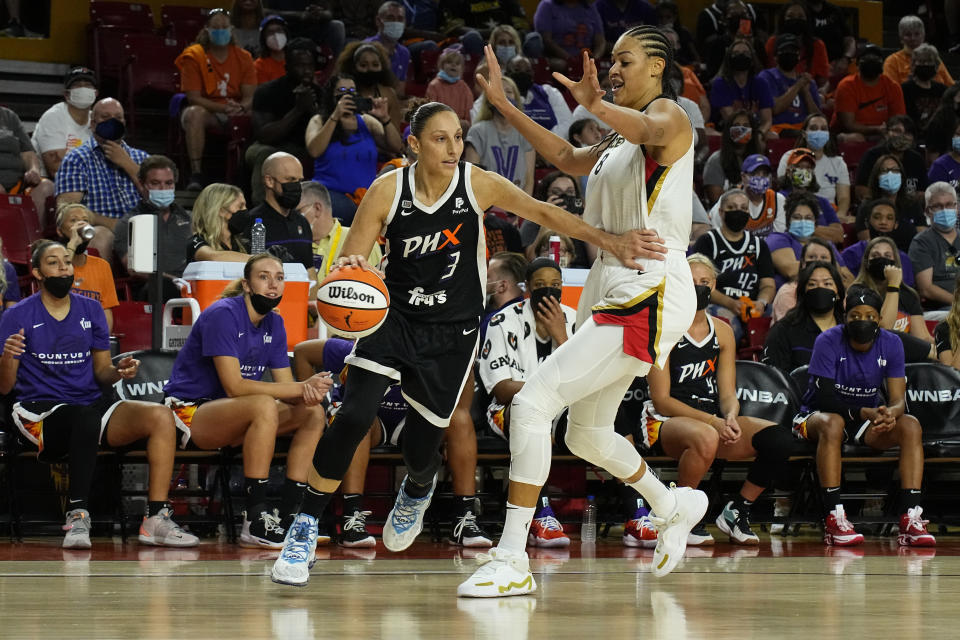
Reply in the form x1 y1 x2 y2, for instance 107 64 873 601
352 96 373 113
561 195 584 215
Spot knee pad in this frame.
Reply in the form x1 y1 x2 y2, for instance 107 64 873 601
564 422 641 480
508 421 553 486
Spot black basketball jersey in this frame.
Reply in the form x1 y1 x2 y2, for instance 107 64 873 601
383 161 486 322
668 316 720 413
694 229 769 300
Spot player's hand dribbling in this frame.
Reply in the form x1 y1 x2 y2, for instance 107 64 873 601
610 228 667 270
332 254 385 279
2 329 25 359
116 356 139 379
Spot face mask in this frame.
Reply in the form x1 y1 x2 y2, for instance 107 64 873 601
746 175 770 194
846 319 879 344
866 256 896 281
803 287 837 314
530 286 563 313
783 18 808 35
952 136 960 153
148 188 176 208
437 69 460 84
933 208 957 230
888 134 912 152
915 64 937 81
724 209 750 232
209 27 232 47
509 72 533 96
806 130 829 150
694 284 712 310
495 45 516 62
791 168 813 188
249 292 282 315
789 219 815 238
878 171 901 193
729 125 752 143
859 58 883 80
354 70 383 87
777 52 800 71
274 180 302 210
382 20 405 40
94 117 125 141
266 32 287 52
68 87 96 110
43 275 74 299
730 53 752 71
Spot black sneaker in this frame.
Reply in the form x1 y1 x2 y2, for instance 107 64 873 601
686 522 715 546
448 510 493 548
240 510 286 549
340 510 376 548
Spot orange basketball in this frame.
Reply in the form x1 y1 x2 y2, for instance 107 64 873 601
316 266 390 338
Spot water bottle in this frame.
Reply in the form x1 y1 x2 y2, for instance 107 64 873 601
251 218 266 255
549 235 561 265
581 495 597 543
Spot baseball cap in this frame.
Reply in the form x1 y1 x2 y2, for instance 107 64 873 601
787 147 816 165
64 66 97 89
741 153 771 173
775 33 800 54
260 14 286 31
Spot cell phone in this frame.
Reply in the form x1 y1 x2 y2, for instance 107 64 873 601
561 194 584 215
353 96 373 113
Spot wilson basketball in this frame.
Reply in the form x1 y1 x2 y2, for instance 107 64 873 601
316 267 390 338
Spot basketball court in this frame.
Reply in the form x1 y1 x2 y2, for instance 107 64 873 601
2 535 957 639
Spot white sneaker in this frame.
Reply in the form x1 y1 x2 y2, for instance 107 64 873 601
650 486 708 578
139 507 199 547
271 513 319 587
382 475 436 552
63 509 92 549
457 548 537 598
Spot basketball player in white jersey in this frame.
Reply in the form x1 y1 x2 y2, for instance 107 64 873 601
459 28 708 597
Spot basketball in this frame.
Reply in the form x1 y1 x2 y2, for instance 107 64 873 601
316 266 390 338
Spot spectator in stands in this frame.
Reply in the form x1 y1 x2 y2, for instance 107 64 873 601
922 85 960 160
530 229 577 266
910 182 960 320
594 0 656 56
709 38 774 138
426 47 474 131
884 16 954 87
482 251 526 341
700 1 767 81
693 188 776 341
567 118 603 148
662 26 709 123
656 1 700 68
776 148 842 244
247 37 321 205
533 0 605 71
841 198 915 287
262 2 345 59
855 154 926 252
703 110 764 206
763 2 830 88
163 252 329 548
766 190 844 287
307 74 401 224
776 114 851 222
758 33 821 136
764 260 844 373
927 120 960 191
112 156 191 301
187 183 249 263
934 278 960 368
477 257 575 548
55 204 119 333
854 115 927 203
793 285 934 548
832 45 906 142
902 44 948 131
0 240 198 550
339 0 385 40
55 98 146 262
176 8 257 191
520 171 590 266
32 67 95 179
806 0 855 66
365 1 423 95
336 41 403 128
770 237 846 323
231 0 265 52
297 181 381 282
465 76 534 194
664 62 709 166
696 0 761 62
707 156 785 237
255 15 290 84
440 0 529 40
497 55 573 139
0 105 53 228
0 237 20 314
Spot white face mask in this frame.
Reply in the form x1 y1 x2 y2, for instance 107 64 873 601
68 87 96 110
266 32 287 52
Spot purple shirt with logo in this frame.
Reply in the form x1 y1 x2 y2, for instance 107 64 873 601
324 337 408 429
164 295 289 400
0 292 109 403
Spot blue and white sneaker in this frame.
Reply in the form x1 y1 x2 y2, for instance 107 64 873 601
270 513 319 587
382 475 437 552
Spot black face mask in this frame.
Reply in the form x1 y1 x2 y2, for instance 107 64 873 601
508 72 533 96
846 319 879 344
859 58 883 80
803 287 837 314
782 18 808 36
777 52 800 71
58 235 89 256
530 286 563 313
43 275 74 299
730 53 752 71
694 284 712 310
249 292 282 315
914 64 937 82
94 117 125 141
354 70 384 87
867 256 896 282
724 209 750 233
274 181 302 210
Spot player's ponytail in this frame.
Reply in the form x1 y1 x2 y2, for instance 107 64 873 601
220 253 283 299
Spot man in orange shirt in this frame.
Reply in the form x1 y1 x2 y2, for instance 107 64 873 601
883 15 955 87
832 45 906 142
175 8 257 191
56 203 119 332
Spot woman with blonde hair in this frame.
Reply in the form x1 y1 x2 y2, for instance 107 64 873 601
465 75 535 194
472 25 525 96
187 183 249 262
56 202 118 332
0 236 21 315
934 275 960 369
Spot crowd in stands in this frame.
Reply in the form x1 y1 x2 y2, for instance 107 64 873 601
5 0 960 552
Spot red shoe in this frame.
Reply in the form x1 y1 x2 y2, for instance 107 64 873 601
898 506 936 547
623 509 658 548
823 505 864 546
527 506 570 548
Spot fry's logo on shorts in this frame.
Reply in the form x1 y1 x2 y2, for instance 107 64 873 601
400 224 462 258
408 287 447 306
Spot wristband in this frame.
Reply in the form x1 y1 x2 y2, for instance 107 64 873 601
380 118 392 126
886 286 899 293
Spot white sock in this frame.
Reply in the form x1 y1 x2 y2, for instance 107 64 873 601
497 502 535 555
628 466 676 517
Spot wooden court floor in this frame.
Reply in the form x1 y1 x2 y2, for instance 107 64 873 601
0 534 958 639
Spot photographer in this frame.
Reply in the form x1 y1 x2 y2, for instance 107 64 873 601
306 73 401 224
520 171 592 267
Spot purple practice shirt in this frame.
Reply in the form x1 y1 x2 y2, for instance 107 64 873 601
0 292 110 403
802 325 905 412
324 337 408 427
164 295 289 400
927 153 960 192
709 76 774 125
533 0 605 57
364 34 411 82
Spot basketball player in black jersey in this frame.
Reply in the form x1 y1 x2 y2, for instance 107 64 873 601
272 102 664 586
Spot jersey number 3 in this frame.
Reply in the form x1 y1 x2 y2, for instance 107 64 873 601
441 250 461 280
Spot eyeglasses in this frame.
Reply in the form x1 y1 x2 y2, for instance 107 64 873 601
336 86 357 93
928 202 958 212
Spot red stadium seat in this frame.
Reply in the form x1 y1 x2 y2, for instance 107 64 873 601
88 2 157 86
112 301 154 353
766 138 795 168
416 48 440 84
0 194 43 266
738 316 772 361
120 32 182 136
838 140 875 173
160 4 209 43
532 57 552 85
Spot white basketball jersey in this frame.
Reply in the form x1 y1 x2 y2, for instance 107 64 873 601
583 99 694 252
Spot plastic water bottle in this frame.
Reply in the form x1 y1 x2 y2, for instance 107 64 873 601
251 218 266 255
581 495 597 543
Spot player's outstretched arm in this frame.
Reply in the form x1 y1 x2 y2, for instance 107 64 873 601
334 170 398 273
472 166 665 269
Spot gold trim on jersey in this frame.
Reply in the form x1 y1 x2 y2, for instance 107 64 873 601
590 278 667 366
646 165 671 213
